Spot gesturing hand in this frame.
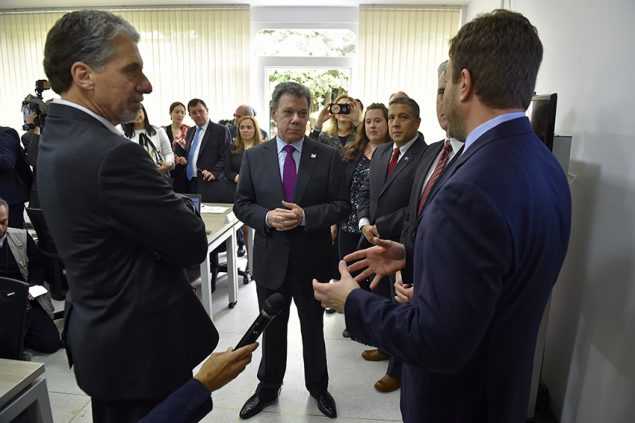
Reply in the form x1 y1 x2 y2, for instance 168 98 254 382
344 238 406 289
313 260 360 313
201 170 215 181
194 343 258 392
393 271 413 304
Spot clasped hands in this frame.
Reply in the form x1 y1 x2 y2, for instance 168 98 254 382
266 201 304 231
313 237 410 313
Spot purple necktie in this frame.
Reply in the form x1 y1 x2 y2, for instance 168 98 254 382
282 144 297 202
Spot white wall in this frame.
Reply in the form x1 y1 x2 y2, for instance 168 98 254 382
465 1 635 422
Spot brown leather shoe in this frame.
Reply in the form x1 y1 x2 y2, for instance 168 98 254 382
374 374 400 393
361 349 389 361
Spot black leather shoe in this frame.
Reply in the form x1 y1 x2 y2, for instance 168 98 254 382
239 391 277 419
312 390 337 418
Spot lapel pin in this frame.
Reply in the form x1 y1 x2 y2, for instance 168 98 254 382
310 153 317 159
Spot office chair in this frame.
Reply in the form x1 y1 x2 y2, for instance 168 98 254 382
25 207 68 301
209 239 251 293
0 277 29 360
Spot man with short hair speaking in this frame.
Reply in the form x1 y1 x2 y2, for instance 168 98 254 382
38 10 255 423
314 10 571 423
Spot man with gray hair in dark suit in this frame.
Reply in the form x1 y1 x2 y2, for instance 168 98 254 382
38 10 256 423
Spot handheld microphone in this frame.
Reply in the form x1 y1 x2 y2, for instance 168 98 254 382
234 293 286 350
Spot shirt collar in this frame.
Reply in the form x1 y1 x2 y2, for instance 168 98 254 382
446 137 464 155
276 136 304 154
54 98 123 136
464 111 525 152
197 120 210 132
394 134 419 155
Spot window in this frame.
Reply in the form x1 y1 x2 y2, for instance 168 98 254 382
255 29 356 57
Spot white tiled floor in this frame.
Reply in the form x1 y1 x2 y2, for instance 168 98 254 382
32 259 403 422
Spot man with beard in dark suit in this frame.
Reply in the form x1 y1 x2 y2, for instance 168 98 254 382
314 10 571 423
234 82 349 419
38 10 255 423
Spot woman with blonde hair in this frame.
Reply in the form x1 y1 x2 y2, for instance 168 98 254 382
225 115 264 259
311 94 361 151
225 115 264 186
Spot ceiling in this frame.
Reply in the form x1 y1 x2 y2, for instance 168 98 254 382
0 0 469 11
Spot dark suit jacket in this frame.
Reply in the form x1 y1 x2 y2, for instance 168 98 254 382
358 134 427 241
0 126 33 206
345 117 571 423
186 121 230 180
38 103 218 400
233 138 349 289
138 379 212 423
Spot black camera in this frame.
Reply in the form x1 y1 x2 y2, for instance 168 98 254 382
329 103 351 115
22 80 51 131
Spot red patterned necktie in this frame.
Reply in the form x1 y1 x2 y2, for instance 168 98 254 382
417 141 452 215
386 147 400 177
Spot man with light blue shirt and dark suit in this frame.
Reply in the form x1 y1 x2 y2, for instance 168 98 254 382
314 10 572 423
234 81 349 419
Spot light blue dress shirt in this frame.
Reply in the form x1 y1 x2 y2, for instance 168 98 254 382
463 111 526 152
276 136 303 179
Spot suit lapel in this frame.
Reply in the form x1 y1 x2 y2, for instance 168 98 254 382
197 121 212 156
410 141 444 219
293 140 318 204
372 144 391 198
379 136 424 199
261 140 284 204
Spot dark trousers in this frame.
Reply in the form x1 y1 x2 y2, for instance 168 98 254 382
255 263 328 397
24 301 61 354
337 228 361 261
91 397 163 423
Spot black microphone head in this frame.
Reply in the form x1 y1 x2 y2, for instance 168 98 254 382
263 293 286 316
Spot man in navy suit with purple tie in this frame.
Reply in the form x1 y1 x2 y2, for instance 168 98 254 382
314 9 571 423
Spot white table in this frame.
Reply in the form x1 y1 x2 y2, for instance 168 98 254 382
195 203 244 319
0 359 53 423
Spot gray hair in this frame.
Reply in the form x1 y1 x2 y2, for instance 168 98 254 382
43 10 139 94
0 198 8 211
438 60 449 78
270 82 312 112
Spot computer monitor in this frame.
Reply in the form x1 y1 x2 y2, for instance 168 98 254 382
528 93 557 151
